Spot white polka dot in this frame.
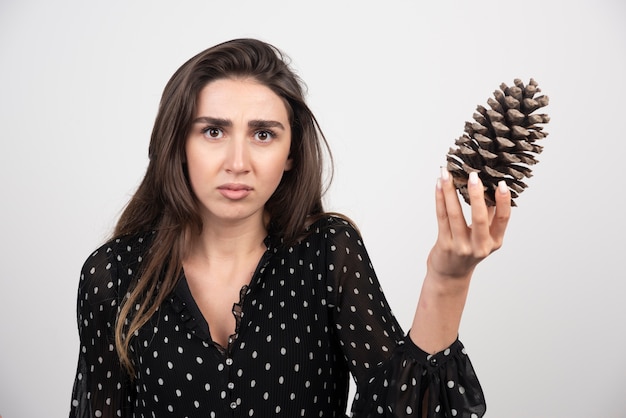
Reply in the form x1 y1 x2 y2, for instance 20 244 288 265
71 220 482 417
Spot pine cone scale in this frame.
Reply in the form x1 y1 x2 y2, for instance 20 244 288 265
446 78 550 206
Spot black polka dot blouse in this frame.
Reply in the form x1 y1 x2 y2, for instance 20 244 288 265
70 217 486 417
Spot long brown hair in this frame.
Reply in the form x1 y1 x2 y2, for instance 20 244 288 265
113 38 333 374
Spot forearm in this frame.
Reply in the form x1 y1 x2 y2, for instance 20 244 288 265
409 267 473 354
409 169 511 354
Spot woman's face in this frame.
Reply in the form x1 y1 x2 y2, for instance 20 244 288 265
185 78 293 228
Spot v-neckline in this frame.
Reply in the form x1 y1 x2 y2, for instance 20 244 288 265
174 243 273 355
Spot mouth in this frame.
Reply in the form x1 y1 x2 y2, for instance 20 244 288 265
218 183 253 191
217 183 253 200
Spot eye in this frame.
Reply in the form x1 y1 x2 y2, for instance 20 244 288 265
202 127 223 139
254 130 276 142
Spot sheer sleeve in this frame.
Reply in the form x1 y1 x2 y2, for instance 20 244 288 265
69 241 134 418
322 218 486 418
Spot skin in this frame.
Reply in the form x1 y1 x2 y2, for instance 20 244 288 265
183 78 293 347
182 77 513 357
410 169 511 353
185 78 293 229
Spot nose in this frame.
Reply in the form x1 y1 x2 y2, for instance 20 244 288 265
224 137 251 174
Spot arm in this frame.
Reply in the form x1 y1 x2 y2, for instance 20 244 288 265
324 215 489 417
410 169 511 354
69 243 133 418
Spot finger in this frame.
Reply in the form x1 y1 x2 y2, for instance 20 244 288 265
487 205 496 224
467 172 493 253
440 168 469 242
467 171 489 227
490 180 512 247
434 176 452 242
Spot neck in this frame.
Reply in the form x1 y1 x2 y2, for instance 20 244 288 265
188 215 268 263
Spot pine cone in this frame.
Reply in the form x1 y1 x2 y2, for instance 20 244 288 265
446 78 550 206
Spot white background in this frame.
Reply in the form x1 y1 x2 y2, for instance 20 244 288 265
1 1 625 417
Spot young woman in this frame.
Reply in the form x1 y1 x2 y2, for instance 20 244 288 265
70 38 511 418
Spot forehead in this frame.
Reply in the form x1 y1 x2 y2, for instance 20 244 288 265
196 78 290 121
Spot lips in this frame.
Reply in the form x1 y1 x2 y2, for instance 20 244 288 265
217 183 253 200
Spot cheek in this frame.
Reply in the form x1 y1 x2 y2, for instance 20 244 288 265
184 165 201 199
185 142 216 177
269 153 292 180
184 155 199 184
184 152 213 194
257 161 286 195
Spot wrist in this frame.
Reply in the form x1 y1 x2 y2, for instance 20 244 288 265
423 264 473 296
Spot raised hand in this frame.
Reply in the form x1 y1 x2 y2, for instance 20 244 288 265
428 168 511 281
410 168 511 353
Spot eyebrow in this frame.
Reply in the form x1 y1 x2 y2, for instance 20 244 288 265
192 117 285 130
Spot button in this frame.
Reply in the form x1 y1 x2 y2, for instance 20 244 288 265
430 357 438 367
228 382 234 389
225 358 233 366
230 401 237 409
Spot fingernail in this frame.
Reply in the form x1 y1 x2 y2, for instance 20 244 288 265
436 178 442 190
498 180 508 194
469 171 479 185
440 166 450 182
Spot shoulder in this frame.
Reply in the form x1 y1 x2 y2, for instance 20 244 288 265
81 231 153 274
304 214 364 248
308 214 358 233
78 231 154 303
